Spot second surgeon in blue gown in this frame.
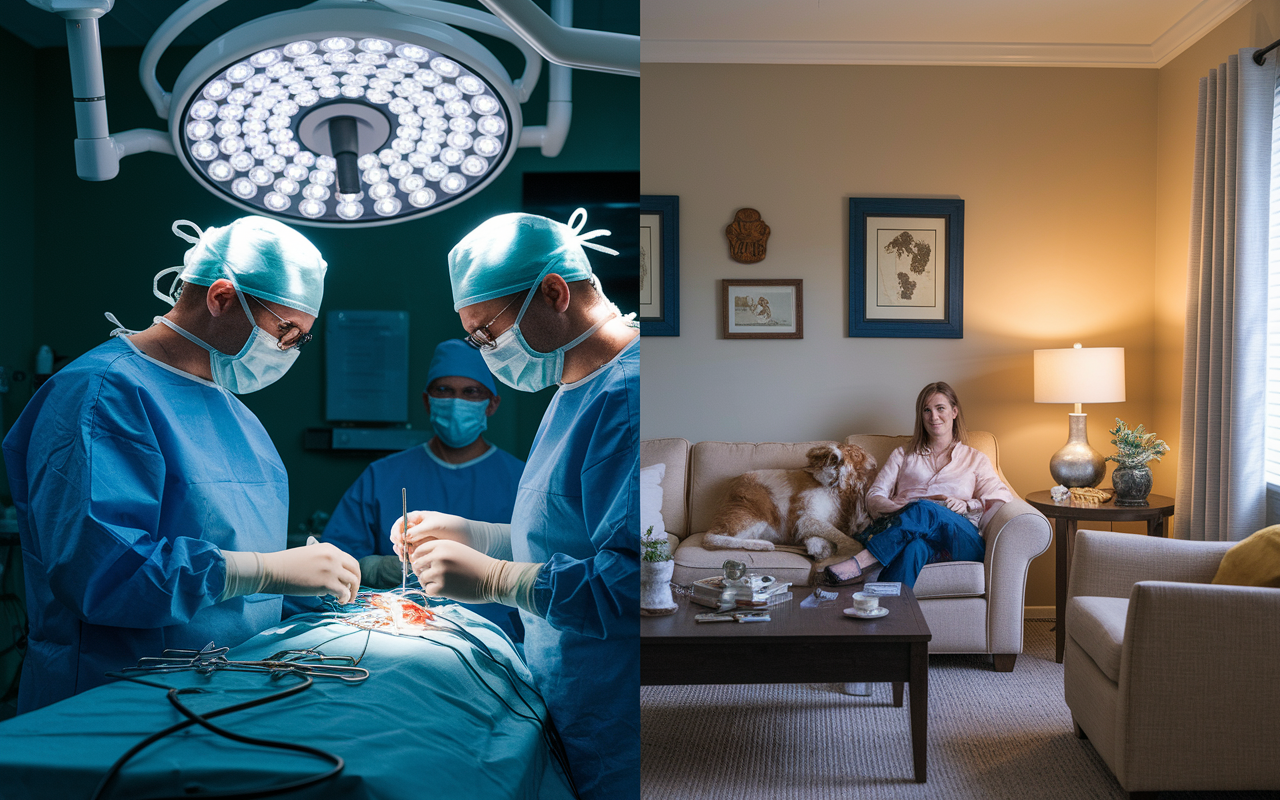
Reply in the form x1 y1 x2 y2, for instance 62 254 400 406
392 210 639 800
321 339 524 636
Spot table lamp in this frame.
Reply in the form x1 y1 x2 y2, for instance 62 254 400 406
1033 343 1125 488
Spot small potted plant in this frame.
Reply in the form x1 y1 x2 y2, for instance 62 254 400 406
1105 419 1169 507
640 526 677 615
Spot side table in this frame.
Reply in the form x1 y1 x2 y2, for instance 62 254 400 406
1024 490 1175 664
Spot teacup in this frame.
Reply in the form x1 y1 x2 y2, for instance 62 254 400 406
852 591 880 614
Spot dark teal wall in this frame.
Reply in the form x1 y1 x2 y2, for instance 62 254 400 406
0 27 35 506
10 38 637 540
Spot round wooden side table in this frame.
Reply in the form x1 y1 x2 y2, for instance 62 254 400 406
1024 490 1175 664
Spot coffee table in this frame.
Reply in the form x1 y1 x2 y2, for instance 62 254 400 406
641 586 933 783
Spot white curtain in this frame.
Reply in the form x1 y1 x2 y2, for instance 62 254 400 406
1177 51 1278 541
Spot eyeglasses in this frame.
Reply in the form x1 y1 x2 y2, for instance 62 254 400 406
464 296 521 351
248 295 313 351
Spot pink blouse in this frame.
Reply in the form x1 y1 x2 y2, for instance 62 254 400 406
866 444 1014 527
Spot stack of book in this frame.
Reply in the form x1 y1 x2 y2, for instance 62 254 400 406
690 575 793 609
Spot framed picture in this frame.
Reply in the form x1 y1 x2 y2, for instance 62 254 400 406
640 195 679 336
848 198 964 339
722 279 803 339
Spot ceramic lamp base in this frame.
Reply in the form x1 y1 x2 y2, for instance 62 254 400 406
1049 413 1105 488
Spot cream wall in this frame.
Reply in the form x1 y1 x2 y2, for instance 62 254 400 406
1153 0 1280 503
640 64 1161 609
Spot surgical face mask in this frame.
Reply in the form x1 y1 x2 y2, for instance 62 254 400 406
480 268 610 392
154 283 298 394
429 397 490 448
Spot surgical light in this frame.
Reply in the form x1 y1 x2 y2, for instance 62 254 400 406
30 0 640 228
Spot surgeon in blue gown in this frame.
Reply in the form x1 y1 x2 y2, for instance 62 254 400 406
321 338 524 636
392 210 639 800
1 217 361 714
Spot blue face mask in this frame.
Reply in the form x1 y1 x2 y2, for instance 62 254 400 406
429 397 490 448
480 266 610 393
153 280 298 394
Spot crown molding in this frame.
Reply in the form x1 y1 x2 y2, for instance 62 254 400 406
641 0 1252 69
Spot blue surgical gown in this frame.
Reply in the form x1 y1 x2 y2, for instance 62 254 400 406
320 443 525 637
1 338 285 714
513 337 639 800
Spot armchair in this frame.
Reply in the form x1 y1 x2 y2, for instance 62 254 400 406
1064 529 1280 798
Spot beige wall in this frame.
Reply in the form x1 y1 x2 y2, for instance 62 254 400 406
641 63 1159 608
1153 0 1280 502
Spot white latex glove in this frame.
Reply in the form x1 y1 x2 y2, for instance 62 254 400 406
410 539 541 614
221 541 360 604
391 511 512 561
358 554 405 590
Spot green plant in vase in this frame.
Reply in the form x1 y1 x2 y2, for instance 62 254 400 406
640 525 677 614
1105 419 1169 507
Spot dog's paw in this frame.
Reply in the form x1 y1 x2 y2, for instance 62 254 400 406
805 537 834 560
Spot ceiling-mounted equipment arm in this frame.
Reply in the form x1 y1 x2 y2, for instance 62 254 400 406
28 0 173 180
138 0 236 120
475 0 638 77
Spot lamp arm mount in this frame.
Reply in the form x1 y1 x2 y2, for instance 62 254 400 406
475 0 638 77
139 0 236 120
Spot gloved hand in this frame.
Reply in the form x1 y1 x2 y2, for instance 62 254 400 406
391 510 472 560
358 554 406 590
410 539 542 614
391 511 513 561
221 542 361 604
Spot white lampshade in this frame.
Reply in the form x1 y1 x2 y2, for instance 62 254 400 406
1033 344 1126 404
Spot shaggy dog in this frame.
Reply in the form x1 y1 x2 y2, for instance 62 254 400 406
703 442 876 560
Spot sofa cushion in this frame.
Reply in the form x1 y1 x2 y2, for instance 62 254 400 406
914 560 985 599
640 463 666 540
671 532 816 587
641 438 690 539
688 441 835 533
1068 595 1129 683
1213 524 1280 588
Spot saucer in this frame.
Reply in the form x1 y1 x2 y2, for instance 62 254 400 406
843 606 889 619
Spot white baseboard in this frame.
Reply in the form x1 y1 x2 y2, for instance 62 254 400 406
1023 606 1055 619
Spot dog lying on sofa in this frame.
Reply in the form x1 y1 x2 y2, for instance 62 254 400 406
702 442 876 560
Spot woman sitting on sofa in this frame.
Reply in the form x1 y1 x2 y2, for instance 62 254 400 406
826 381 1012 588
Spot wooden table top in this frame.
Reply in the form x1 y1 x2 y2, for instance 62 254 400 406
641 585 931 644
1025 490 1175 521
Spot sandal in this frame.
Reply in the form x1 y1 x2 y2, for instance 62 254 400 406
823 557 867 586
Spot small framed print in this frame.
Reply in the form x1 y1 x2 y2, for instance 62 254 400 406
722 279 803 339
848 197 964 339
640 195 679 336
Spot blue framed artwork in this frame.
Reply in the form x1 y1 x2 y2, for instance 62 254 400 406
640 195 679 336
848 198 964 339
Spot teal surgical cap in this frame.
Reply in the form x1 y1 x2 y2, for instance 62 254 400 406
426 339 498 395
447 208 618 311
161 216 327 316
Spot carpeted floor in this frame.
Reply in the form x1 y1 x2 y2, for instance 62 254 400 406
640 619 1279 799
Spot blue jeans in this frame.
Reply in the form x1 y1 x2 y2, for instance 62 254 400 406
854 500 984 589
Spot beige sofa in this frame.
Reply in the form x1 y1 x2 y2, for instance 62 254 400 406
1064 529 1280 798
641 433 1052 671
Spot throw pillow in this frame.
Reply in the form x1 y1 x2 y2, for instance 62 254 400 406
640 463 666 541
1212 524 1280 588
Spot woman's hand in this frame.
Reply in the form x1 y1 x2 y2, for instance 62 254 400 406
939 496 969 515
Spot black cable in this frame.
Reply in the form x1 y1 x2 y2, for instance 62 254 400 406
89 672 342 800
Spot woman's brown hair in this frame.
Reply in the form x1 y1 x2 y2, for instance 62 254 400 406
909 381 969 454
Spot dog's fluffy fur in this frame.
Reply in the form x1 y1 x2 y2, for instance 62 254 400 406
703 443 877 560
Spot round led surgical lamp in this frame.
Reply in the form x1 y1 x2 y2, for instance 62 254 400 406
33 0 637 227
166 4 523 226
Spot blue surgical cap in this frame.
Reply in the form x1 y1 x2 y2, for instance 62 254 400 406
426 339 498 395
173 216 327 316
447 209 617 311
